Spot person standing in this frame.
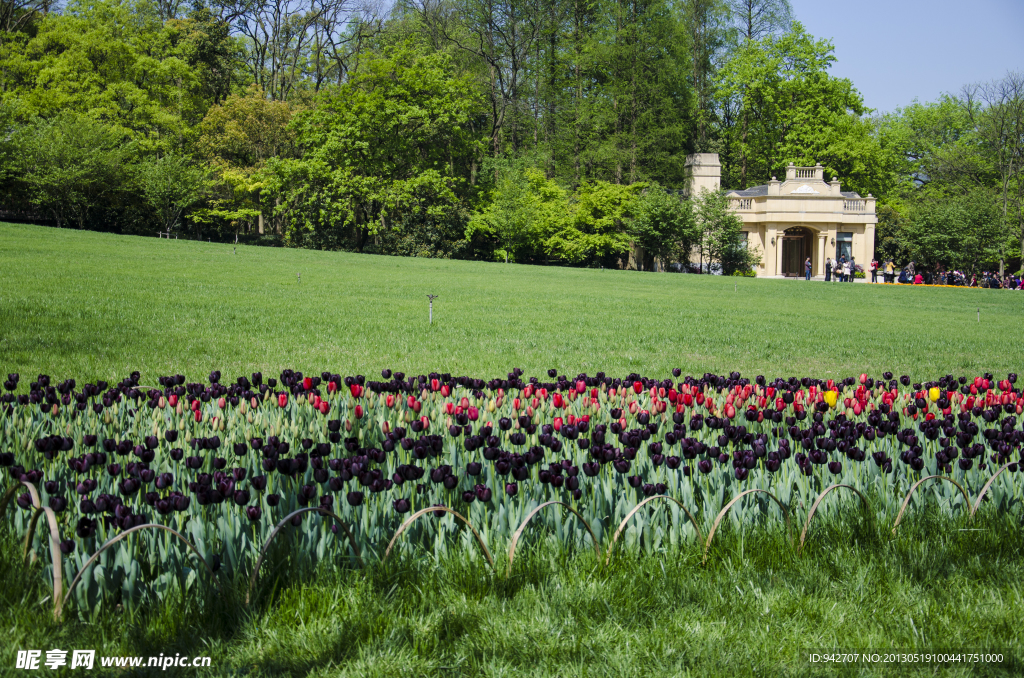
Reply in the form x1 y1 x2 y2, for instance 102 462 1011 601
884 259 894 283
805 257 812 280
825 257 833 282
849 256 857 282
870 258 878 283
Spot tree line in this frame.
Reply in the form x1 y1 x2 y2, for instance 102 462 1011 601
0 0 1021 274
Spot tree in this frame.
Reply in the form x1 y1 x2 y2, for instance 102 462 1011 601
716 22 867 190
467 156 540 261
16 113 126 229
137 154 208 234
195 85 296 235
629 185 695 269
727 0 790 42
692 187 758 273
962 72 1024 274
1 0 205 146
273 44 484 250
902 189 1001 275
542 179 642 264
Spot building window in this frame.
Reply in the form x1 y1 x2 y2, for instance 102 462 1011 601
739 232 748 248
836 232 852 261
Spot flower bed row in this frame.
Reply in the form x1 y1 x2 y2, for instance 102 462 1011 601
1 368 1021 617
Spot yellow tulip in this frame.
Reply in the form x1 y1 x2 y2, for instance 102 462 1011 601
823 390 838 408
929 387 940 402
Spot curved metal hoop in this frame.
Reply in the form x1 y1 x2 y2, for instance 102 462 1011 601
60 523 220 619
971 462 1017 516
604 495 702 567
246 507 362 605
798 484 870 554
382 506 494 569
2 482 65 620
702 489 790 566
891 475 971 534
507 501 601 570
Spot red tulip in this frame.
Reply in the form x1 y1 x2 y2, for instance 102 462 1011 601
553 393 563 408
468 406 479 421
431 379 440 392
513 398 521 410
412 400 422 413
419 415 429 429
194 410 203 423
386 395 395 408
440 384 450 397
350 384 362 398
354 405 364 419
724 404 736 419
445 402 455 415
553 417 563 431
278 393 288 408
328 381 338 393
217 397 226 409
303 377 313 390
318 401 330 415
633 381 643 394
576 380 586 394
169 394 178 407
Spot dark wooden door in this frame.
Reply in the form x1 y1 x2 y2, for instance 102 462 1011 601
782 237 803 276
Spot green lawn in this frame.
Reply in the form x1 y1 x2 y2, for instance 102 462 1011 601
1 221 1021 385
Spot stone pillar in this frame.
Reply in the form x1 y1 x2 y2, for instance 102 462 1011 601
818 234 827 276
766 227 778 276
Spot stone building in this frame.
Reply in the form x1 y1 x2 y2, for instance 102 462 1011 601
687 153 877 277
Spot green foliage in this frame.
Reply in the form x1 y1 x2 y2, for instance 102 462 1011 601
467 157 542 262
136 153 208 233
543 180 644 265
15 112 127 229
275 44 484 251
0 0 206 148
628 184 696 268
902 189 1002 274
716 22 876 191
692 188 760 273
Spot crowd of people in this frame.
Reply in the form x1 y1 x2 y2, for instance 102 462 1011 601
817 256 1024 288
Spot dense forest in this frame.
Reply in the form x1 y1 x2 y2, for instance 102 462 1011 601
0 0 1021 273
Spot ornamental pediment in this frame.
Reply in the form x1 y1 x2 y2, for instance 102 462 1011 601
790 184 819 194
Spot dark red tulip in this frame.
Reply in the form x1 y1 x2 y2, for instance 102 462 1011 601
698 459 712 474
505 483 518 497
266 493 281 507
475 486 492 502
393 498 411 513
346 491 364 506
246 505 262 521
466 462 482 476
828 461 842 475
59 539 75 555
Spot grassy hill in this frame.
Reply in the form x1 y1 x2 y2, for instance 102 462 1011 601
1 222 1021 384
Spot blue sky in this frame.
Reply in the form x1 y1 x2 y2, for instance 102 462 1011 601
790 0 1024 114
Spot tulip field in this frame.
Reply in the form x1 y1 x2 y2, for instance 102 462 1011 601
2 223 1024 677
3 364 1023 616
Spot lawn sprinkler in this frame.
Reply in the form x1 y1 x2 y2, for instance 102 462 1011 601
427 294 439 324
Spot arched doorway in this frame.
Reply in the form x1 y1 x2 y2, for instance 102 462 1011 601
781 227 814 277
